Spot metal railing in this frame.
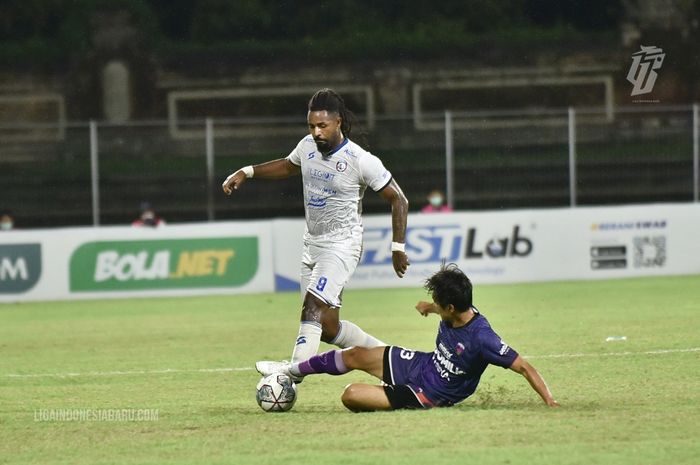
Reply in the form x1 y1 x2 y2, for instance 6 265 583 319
0 104 698 228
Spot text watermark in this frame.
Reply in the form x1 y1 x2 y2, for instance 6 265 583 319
33 408 159 422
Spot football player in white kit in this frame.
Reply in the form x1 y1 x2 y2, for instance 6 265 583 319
222 88 409 376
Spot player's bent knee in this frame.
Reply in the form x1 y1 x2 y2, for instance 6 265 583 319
341 383 391 412
341 384 368 412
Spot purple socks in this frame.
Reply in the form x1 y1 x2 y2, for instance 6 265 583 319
296 350 349 376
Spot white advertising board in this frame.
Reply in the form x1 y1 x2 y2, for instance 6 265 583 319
0 221 274 302
273 203 700 291
2 203 698 303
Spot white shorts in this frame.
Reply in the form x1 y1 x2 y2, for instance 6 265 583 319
300 239 361 308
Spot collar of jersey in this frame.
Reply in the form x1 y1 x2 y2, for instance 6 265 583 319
322 137 349 158
447 308 481 330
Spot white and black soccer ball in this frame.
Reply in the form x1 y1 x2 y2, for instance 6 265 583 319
256 373 297 412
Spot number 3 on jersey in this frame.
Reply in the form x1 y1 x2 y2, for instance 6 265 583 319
316 277 328 292
400 349 415 360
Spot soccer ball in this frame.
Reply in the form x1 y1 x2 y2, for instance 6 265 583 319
256 373 297 412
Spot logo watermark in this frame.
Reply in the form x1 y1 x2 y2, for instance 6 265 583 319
33 408 159 422
626 45 665 99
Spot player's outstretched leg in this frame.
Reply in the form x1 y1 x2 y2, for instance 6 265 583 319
255 349 349 383
287 346 385 380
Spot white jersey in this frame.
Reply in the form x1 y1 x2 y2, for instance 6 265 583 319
287 135 392 244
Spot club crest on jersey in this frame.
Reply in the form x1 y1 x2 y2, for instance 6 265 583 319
336 160 347 172
455 342 465 355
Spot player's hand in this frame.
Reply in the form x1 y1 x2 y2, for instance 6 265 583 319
222 170 248 195
392 251 409 278
415 301 435 317
546 399 561 407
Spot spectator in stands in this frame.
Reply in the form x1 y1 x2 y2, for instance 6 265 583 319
0 211 14 231
132 202 165 227
421 189 452 213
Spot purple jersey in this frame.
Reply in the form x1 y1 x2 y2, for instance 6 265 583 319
387 309 518 406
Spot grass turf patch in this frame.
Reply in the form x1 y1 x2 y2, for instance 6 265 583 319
1 275 699 464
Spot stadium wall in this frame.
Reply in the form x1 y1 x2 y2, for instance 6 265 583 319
1 203 698 303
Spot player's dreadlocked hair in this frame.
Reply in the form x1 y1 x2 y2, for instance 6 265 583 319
424 262 473 312
308 88 368 147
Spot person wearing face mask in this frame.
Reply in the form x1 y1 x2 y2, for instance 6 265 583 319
0 212 15 231
421 190 453 213
131 202 165 228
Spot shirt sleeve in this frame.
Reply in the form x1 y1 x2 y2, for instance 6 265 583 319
359 152 392 191
479 329 519 369
286 138 306 167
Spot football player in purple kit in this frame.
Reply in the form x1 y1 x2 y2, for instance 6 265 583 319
258 263 559 411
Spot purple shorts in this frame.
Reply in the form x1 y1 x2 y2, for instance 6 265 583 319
382 346 436 409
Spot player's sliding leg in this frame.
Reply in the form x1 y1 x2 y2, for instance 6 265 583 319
288 346 385 380
256 348 350 380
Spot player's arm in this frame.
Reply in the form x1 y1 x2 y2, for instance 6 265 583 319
509 355 560 407
222 158 301 195
415 301 438 317
377 178 410 278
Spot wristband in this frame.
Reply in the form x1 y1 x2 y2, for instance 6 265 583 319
391 242 405 253
241 165 254 178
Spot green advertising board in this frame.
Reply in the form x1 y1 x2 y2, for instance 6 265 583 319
70 237 258 291
0 244 42 293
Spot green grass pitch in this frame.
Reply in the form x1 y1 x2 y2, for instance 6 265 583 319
1 275 699 465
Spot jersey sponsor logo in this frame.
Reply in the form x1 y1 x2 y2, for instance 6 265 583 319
432 348 465 380
336 160 347 172
0 244 42 294
307 168 336 183
307 195 327 209
437 342 453 359
498 340 511 356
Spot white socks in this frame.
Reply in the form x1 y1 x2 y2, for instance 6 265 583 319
290 320 385 364
331 320 386 349
291 321 322 364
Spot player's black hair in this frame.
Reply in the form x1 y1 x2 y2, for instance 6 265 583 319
424 262 473 312
308 88 353 137
308 88 369 147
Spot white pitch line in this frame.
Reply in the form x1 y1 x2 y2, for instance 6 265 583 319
3 366 254 379
2 347 699 379
524 347 700 360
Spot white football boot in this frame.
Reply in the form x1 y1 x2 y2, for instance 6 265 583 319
255 360 304 383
